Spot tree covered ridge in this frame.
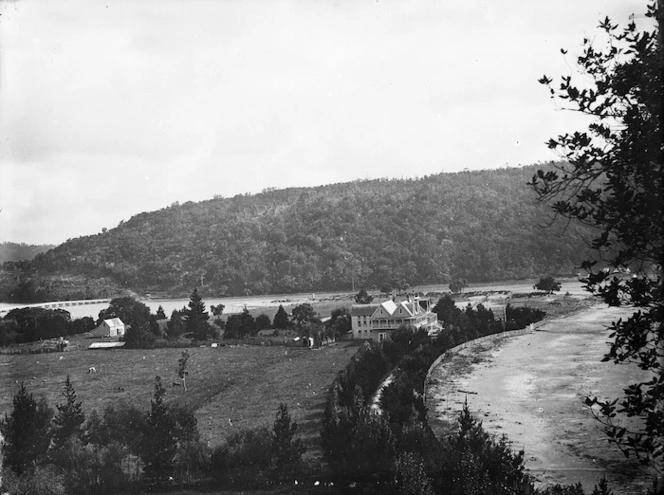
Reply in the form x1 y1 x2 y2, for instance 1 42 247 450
0 243 55 263
31 164 593 297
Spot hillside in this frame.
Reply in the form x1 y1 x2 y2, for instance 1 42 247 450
5 164 594 300
0 242 55 263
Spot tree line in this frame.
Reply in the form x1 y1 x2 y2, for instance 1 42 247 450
0 308 95 347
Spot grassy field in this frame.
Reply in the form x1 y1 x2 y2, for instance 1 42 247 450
0 287 593 474
0 339 362 466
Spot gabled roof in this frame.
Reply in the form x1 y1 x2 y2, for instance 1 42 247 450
351 304 380 316
379 300 398 315
103 318 124 327
396 301 415 317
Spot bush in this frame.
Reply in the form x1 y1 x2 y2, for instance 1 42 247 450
1 465 66 495
388 452 434 495
61 440 130 495
271 403 305 480
505 304 546 330
210 427 273 487
173 440 211 484
534 276 562 294
438 402 532 495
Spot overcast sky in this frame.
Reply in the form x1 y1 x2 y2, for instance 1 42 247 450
0 0 647 245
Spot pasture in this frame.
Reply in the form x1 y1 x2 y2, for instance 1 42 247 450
0 340 361 464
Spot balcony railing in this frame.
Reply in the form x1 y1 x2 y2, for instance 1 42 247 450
369 316 434 330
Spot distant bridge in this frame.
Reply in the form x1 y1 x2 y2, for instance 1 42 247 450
0 299 111 316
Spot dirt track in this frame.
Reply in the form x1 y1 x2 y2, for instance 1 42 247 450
426 305 656 494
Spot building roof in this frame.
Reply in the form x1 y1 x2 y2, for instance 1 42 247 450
103 318 124 327
380 300 398 315
351 297 434 319
396 301 415 317
351 304 380 316
88 342 126 349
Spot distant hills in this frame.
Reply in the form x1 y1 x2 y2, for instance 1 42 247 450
3 164 594 301
0 242 55 263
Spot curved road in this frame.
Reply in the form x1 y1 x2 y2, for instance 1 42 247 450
426 305 655 494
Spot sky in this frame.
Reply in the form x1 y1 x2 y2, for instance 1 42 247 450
0 0 648 245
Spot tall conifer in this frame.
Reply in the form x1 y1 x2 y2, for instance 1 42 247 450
52 375 85 451
0 383 53 474
184 288 214 340
141 376 177 484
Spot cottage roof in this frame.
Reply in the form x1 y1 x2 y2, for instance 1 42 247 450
104 318 124 327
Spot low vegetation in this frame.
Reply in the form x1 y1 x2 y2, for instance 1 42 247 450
1 375 307 493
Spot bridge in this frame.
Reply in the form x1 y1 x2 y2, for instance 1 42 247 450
0 299 111 316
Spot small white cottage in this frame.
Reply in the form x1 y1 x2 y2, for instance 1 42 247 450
91 318 126 338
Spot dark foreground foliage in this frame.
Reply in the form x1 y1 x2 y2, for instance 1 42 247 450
532 1 663 473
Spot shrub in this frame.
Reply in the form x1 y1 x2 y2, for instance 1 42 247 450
271 403 305 479
210 427 273 487
173 440 211 484
1 465 65 495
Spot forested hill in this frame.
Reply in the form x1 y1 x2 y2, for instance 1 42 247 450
0 242 55 263
31 164 592 298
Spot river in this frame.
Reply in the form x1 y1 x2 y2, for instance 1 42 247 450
0 291 354 320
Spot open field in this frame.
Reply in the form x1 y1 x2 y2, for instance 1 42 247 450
426 305 656 494
0 340 362 464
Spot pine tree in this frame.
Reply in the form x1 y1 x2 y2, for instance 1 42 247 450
141 376 177 484
184 288 214 340
52 375 86 451
156 305 166 320
271 403 305 476
273 304 289 329
166 310 185 339
0 383 53 474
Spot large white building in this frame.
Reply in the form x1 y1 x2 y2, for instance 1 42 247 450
350 296 441 341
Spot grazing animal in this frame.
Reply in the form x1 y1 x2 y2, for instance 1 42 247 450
88 366 97 374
